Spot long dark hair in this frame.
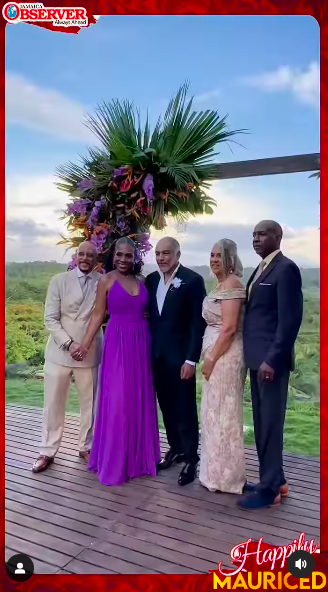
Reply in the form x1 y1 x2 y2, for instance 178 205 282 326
104 237 143 276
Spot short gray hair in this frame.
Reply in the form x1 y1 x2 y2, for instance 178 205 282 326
115 236 136 253
213 239 243 278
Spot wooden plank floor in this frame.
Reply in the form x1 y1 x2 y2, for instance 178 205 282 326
5 405 320 575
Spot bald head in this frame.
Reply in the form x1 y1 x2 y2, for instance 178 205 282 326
155 236 181 277
76 241 98 273
255 220 283 238
156 237 180 254
78 241 98 256
253 220 283 259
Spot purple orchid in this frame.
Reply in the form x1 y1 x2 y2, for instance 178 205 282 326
90 224 109 253
66 198 91 216
142 173 155 201
87 197 106 228
90 229 108 253
113 166 127 178
134 248 141 264
77 178 94 191
116 218 129 233
139 233 152 254
67 254 77 270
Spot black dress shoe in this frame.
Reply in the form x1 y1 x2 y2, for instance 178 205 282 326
157 449 185 471
178 462 197 486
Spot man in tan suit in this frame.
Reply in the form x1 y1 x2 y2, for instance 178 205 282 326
32 241 103 473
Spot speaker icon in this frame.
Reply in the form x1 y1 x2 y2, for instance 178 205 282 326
287 550 315 578
295 558 307 570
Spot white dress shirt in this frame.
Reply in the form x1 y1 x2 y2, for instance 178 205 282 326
156 264 195 367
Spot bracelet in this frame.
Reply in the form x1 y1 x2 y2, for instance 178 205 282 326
206 355 215 362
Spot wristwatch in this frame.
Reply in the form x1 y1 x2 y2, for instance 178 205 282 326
62 338 73 351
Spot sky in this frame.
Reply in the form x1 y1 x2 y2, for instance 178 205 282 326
5 15 320 268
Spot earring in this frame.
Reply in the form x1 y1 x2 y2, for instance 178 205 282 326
229 269 233 274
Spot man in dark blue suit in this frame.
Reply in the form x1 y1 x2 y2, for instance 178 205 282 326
238 220 303 510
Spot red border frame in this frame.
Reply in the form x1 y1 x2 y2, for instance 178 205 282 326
1 2 326 589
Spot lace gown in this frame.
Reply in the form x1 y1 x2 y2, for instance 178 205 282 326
199 288 246 494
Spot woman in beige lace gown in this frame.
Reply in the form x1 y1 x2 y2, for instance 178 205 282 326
199 239 246 494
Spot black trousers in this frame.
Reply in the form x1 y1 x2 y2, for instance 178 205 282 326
153 357 199 464
250 369 290 496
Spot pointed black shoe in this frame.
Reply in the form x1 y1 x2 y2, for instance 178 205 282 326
178 462 197 486
157 448 185 471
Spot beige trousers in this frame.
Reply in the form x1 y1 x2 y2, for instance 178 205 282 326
40 360 99 457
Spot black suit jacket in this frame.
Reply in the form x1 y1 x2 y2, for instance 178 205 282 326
243 252 303 372
145 265 207 367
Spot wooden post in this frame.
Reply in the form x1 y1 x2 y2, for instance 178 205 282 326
213 153 319 180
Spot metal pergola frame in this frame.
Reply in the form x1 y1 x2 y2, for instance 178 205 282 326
213 153 319 179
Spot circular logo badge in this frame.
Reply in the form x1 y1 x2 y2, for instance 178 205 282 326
287 550 315 579
2 3 20 22
6 553 34 582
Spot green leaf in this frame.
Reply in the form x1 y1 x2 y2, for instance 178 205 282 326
56 83 246 242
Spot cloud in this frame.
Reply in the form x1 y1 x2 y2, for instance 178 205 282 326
147 220 319 269
6 219 58 243
194 89 221 103
5 175 319 268
5 174 69 262
5 73 95 142
146 181 319 268
242 62 319 107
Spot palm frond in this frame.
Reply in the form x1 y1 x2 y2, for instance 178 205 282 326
55 83 246 267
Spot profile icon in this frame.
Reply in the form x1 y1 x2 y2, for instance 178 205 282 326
6 554 34 581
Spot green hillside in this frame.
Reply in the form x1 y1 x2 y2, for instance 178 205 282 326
5 261 319 457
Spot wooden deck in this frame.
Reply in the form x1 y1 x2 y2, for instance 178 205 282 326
5 405 320 575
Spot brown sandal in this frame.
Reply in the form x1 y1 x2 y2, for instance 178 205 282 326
32 455 54 473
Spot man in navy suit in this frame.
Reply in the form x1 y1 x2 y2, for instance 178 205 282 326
238 221 303 510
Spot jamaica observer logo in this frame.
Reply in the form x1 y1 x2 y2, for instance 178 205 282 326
2 3 89 27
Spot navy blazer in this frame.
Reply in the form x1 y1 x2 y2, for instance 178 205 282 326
243 252 303 372
145 265 207 367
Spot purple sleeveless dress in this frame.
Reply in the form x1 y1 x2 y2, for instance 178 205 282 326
88 280 160 485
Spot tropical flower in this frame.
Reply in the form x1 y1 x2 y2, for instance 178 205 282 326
56 83 244 271
66 198 91 216
120 178 133 192
142 174 155 201
134 248 141 264
77 178 94 191
88 198 106 228
113 166 127 178
67 254 77 270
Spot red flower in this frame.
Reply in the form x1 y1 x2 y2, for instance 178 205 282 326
136 197 145 209
120 179 132 192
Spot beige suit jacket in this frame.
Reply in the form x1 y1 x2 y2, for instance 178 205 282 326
44 269 103 368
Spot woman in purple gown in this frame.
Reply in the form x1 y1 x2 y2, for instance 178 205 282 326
75 237 160 486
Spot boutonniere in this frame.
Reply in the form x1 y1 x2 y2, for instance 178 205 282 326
170 277 183 290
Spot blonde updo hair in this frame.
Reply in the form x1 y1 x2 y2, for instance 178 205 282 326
213 239 243 278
